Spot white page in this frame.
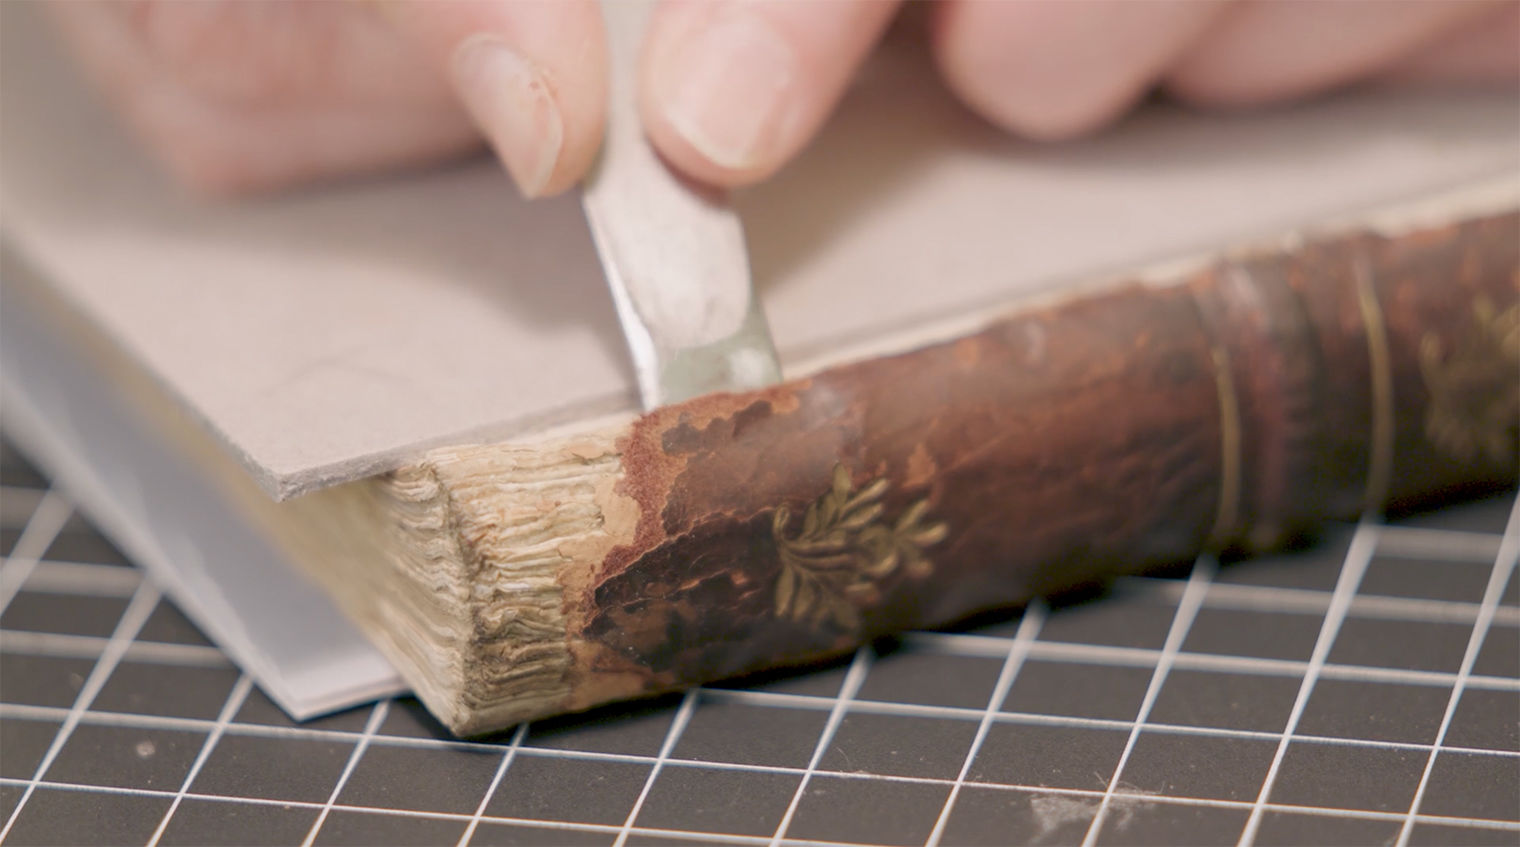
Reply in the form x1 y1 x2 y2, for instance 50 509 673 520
0 274 405 718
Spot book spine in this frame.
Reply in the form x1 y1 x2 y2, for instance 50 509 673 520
436 210 1517 733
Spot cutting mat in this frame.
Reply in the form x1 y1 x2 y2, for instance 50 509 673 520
1 437 1516 847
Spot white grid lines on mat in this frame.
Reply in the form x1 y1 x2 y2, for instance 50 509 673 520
1395 494 1520 847
768 646 875 847
3 697 1517 771
1 770 1516 844
10 559 143 597
1 468 1516 847
299 700 391 847
613 687 701 847
1237 520 1381 846
0 488 72 614
0 630 231 667
924 599 1046 847
144 673 255 846
0 580 161 842
456 722 529 847
1081 555 1218 847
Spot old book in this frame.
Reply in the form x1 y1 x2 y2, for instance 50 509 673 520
8 180 1517 734
1 3 1516 732
237 191 1520 734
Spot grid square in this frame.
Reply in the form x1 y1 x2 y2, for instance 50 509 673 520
1147 668 1300 732
525 698 680 756
1296 679 1452 744
633 764 799 836
4 786 171 846
1504 568 1519 608
0 590 128 637
1268 741 1426 812
0 784 22 822
708 658 853 698
671 701 827 768
1407 822 1520 846
1393 494 1513 533
1446 688 1520 753
312 809 467 846
136 597 215 647
1359 556 1492 603
623 836 730 847
0 716 59 778
783 774 949 846
159 798 320 846
1 512 41 550
376 696 458 740
0 651 93 706
45 723 204 790
337 741 503 815
938 786 1098 847
1328 618 1472 673
192 733 355 802
1001 659 1155 721
855 647 1003 709
1037 594 1180 650
233 686 373 732
0 489 39 555
468 822 613 846
1092 801 1248 846
1214 535 1350 591
0 441 49 489
1473 624 1518 679
1182 608 1323 661
0 526 23 558
40 526 132 567
1118 732 1277 802
965 608 1044 641
968 724 1128 791
91 659 240 720
486 754 651 825
1252 811 1401 846
1417 751 1520 821
819 712 978 779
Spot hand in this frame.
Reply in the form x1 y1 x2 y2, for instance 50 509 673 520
46 1 1519 198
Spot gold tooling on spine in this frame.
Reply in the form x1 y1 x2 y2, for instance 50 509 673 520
1355 252 1394 513
1206 343 1243 548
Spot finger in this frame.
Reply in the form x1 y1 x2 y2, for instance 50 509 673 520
1165 0 1506 106
45 1 481 194
381 0 607 198
113 1 457 110
1381 2 1520 85
640 0 902 187
930 0 1228 141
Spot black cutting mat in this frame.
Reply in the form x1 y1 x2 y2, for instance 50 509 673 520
0 437 1516 847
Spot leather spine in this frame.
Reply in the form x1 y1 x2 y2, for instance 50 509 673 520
407 209 1517 734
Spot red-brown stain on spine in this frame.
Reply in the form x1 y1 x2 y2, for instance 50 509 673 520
602 384 808 583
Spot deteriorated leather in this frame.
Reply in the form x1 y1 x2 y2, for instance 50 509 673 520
563 212 1519 702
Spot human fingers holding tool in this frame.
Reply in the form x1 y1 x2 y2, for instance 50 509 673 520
46 0 1520 198
642 0 1519 185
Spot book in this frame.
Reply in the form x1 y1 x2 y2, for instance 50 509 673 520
235 190 1520 734
1 3 1516 733
7 182 1516 735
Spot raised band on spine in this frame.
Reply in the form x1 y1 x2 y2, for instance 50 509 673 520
1354 249 1395 514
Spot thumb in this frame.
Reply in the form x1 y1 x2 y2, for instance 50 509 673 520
640 0 902 187
379 0 606 198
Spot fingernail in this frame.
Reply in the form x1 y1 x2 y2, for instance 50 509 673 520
650 12 799 171
451 34 563 198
